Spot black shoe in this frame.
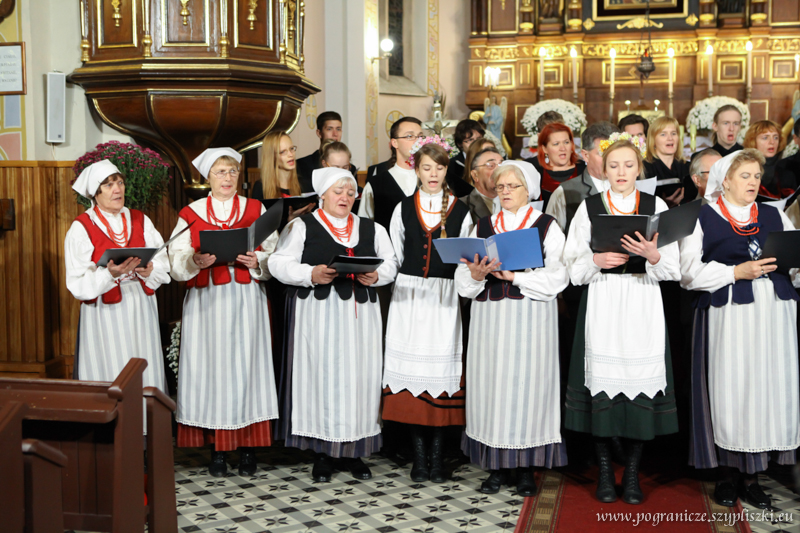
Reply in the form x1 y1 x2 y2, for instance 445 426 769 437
238 447 257 477
480 469 508 494
346 457 372 480
208 450 228 478
516 468 537 497
312 454 334 483
714 481 738 507
740 481 771 509
429 427 447 483
410 426 429 482
621 440 644 505
610 436 627 465
594 440 617 503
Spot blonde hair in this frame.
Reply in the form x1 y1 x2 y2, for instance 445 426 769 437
743 120 785 153
645 116 684 163
602 140 646 181
260 131 301 198
414 143 453 238
320 140 352 166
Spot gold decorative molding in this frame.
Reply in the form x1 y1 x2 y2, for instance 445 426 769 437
520 0 533 13
305 95 317 129
111 0 122 27
699 13 715 22
616 16 664 30
685 13 698 26
567 18 582 31
385 110 404 138
582 18 595 31
751 12 767 23
247 0 258 29
427 0 439 96
366 0 379 166
584 40 697 58
769 38 800 53
179 0 190 25
714 39 764 53
80 0 90 61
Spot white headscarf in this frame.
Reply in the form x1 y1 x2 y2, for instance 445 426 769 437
704 150 741 203
72 159 121 199
192 147 242 180
497 160 541 201
312 167 357 198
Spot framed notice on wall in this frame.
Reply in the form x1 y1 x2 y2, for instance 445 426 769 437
0 42 25 95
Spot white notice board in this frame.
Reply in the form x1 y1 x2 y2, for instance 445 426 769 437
0 43 26 95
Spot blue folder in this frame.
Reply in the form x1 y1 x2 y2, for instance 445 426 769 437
433 228 544 271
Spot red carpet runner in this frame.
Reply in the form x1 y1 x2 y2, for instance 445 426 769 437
514 467 752 533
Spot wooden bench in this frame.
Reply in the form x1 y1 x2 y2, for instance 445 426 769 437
0 358 177 533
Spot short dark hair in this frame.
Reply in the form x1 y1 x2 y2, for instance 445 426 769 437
316 111 343 132
389 116 423 164
581 122 620 152
454 119 485 148
618 114 649 136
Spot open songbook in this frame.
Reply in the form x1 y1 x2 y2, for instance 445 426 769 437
327 255 384 275
199 200 283 264
590 199 702 254
433 227 544 271
96 221 194 267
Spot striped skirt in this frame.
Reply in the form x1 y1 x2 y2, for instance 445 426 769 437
176 280 279 432
78 282 167 433
689 280 799 474
279 291 383 458
462 296 566 469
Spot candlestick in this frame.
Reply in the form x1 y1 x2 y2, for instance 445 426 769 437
706 44 714 97
570 47 578 104
539 47 547 100
667 47 674 117
795 54 799 78
609 47 616 100
745 41 753 108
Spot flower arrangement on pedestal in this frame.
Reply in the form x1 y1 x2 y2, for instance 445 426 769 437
482 131 508 158
72 141 170 209
521 99 587 146
686 96 750 144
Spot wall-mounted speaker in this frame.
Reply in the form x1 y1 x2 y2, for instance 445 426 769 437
46 72 65 144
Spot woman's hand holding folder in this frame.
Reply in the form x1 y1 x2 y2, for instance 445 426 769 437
461 253 502 282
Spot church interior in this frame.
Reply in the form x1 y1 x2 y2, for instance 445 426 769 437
3 0 800 531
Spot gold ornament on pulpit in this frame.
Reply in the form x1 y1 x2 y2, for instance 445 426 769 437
111 0 122 27
248 0 259 30
180 0 190 25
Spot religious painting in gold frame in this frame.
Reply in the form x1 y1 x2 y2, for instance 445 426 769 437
594 0 686 20
603 0 678 10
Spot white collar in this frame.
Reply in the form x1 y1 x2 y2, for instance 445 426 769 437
419 189 444 199
719 194 755 223
391 163 416 176
608 188 636 200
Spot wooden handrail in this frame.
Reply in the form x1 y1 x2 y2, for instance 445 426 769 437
21 438 68 467
107 358 148 400
143 387 176 411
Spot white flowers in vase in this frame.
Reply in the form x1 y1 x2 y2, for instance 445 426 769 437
686 96 750 143
521 99 587 147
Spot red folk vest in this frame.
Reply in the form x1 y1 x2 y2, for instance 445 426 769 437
76 209 155 305
178 197 263 288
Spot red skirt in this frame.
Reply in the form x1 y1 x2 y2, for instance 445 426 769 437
176 421 273 452
381 380 466 427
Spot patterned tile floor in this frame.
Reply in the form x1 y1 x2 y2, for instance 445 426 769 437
169 447 525 533
746 465 800 533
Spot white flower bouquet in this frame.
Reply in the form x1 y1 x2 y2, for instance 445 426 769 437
482 130 507 158
686 96 750 143
520 99 587 146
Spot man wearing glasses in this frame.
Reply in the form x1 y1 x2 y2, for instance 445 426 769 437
461 147 502 223
688 148 721 203
358 116 424 231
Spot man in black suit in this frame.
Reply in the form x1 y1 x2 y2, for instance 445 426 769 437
296 111 357 190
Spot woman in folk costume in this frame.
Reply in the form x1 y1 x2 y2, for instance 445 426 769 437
268 167 398 483
456 160 569 496
65 160 170 429
563 134 681 505
681 149 800 509
382 139 472 483
168 148 280 478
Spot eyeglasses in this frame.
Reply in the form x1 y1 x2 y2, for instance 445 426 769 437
393 134 426 141
280 146 298 155
210 169 240 178
474 160 500 171
494 183 523 193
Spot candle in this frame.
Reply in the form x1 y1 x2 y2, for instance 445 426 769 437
706 44 714 96
746 41 753 90
667 47 674 95
609 47 616 97
795 54 799 77
570 47 578 97
539 47 547 97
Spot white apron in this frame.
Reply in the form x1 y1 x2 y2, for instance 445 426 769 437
383 273 463 398
708 279 800 452
465 297 562 449
176 275 279 429
291 290 383 442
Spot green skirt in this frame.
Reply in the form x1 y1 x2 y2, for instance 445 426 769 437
564 288 678 440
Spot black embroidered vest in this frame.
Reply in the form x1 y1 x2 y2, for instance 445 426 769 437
366 170 412 230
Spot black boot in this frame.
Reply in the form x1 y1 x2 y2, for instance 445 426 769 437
621 440 644 505
480 469 508 494
238 447 257 476
345 457 372 480
594 439 617 503
610 436 627 465
409 425 429 482
516 467 537 497
429 427 447 483
208 449 228 478
312 453 334 483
